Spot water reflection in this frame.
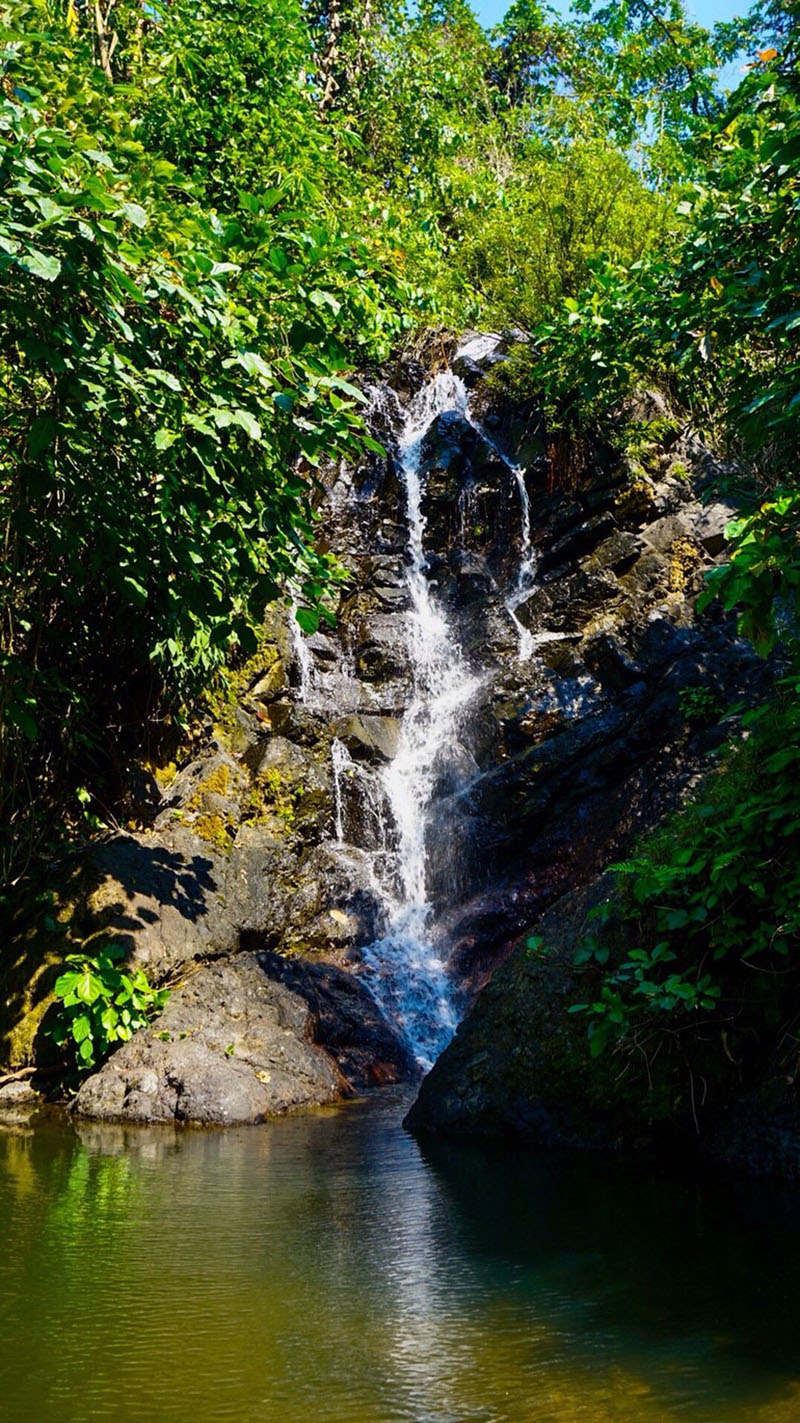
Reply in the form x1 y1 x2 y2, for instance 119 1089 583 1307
0 1094 799 1421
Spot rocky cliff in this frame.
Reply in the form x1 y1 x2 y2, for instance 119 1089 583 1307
7 333 766 1126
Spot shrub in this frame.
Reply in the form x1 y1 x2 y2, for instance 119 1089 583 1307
566 692 800 1063
46 944 169 1071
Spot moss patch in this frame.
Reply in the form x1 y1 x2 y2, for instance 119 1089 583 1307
243 766 303 834
187 762 232 805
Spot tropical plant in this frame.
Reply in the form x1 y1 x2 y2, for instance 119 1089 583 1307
567 693 800 1063
0 0 416 885
46 943 169 1070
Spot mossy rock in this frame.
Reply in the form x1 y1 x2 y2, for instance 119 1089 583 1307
407 879 686 1147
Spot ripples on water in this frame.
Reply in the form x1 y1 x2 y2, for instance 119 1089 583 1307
1 1090 800 1422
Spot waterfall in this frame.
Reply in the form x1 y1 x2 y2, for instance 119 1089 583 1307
331 737 350 845
360 373 485 1067
449 386 537 663
331 736 392 854
289 602 315 703
506 468 537 661
296 363 537 1070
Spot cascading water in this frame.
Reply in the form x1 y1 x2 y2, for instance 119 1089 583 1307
294 361 537 1070
506 468 537 661
289 601 315 704
360 372 486 1067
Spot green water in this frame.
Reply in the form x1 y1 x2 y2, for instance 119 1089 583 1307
1 1090 800 1423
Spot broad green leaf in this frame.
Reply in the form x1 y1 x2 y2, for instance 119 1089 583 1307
18 249 61 281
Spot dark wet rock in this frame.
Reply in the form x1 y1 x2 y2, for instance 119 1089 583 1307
582 632 643 691
537 512 618 575
282 845 386 955
353 612 411 686
273 954 415 1088
585 529 642 576
406 879 641 1144
263 701 331 749
640 511 697 553
408 877 800 1184
450 331 508 386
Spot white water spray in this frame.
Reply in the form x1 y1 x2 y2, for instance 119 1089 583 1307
360 373 484 1067
317 365 538 1068
331 737 350 845
449 342 538 662
289 603 315 704
506 468 537 661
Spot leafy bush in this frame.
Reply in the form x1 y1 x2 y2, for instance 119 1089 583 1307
567 693 800 1062
0 0 416 884
46 944 170 1071
699 493 800 658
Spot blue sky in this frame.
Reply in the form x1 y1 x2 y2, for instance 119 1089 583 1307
473 0 745 32
471 0 750 89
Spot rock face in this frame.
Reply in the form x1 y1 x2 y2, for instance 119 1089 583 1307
15 333 768 1125
406 878 656 1145
405 878 800 1182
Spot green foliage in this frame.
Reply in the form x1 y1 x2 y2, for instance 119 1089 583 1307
503 12 800 1103
46 943 169 1070
0 0 771 914
525 30 800 633
0 0 417 883
566 694 800 1063
677 684 722 723
699 492 800 656
524 933 549 960
452 136 668 331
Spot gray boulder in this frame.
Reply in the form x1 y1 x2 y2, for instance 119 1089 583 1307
73 951 410 1125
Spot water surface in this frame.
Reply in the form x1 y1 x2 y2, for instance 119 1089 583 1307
1 1089 800 1422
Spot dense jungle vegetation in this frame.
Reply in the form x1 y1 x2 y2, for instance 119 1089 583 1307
0 0 798 1079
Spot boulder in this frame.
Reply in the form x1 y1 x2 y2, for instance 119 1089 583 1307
405 881 628 1143
73 951 412 1125
332 714 400 762
0 1078 42 1124
73 955 345 1124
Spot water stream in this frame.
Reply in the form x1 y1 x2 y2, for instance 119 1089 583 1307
294 367 536 1069
361 373 483 1067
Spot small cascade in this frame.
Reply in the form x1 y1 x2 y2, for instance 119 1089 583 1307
289 603 315 704
506 468 537 661
361 372 503 1068
331 737 350 844
449 341 538 662
301 360 539 1070
331 737 392 855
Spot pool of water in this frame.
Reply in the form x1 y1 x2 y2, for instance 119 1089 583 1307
1 1088 800 1422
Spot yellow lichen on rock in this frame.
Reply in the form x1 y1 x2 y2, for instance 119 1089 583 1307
187 762 232 806
668 536 703 593
244 766 302 834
